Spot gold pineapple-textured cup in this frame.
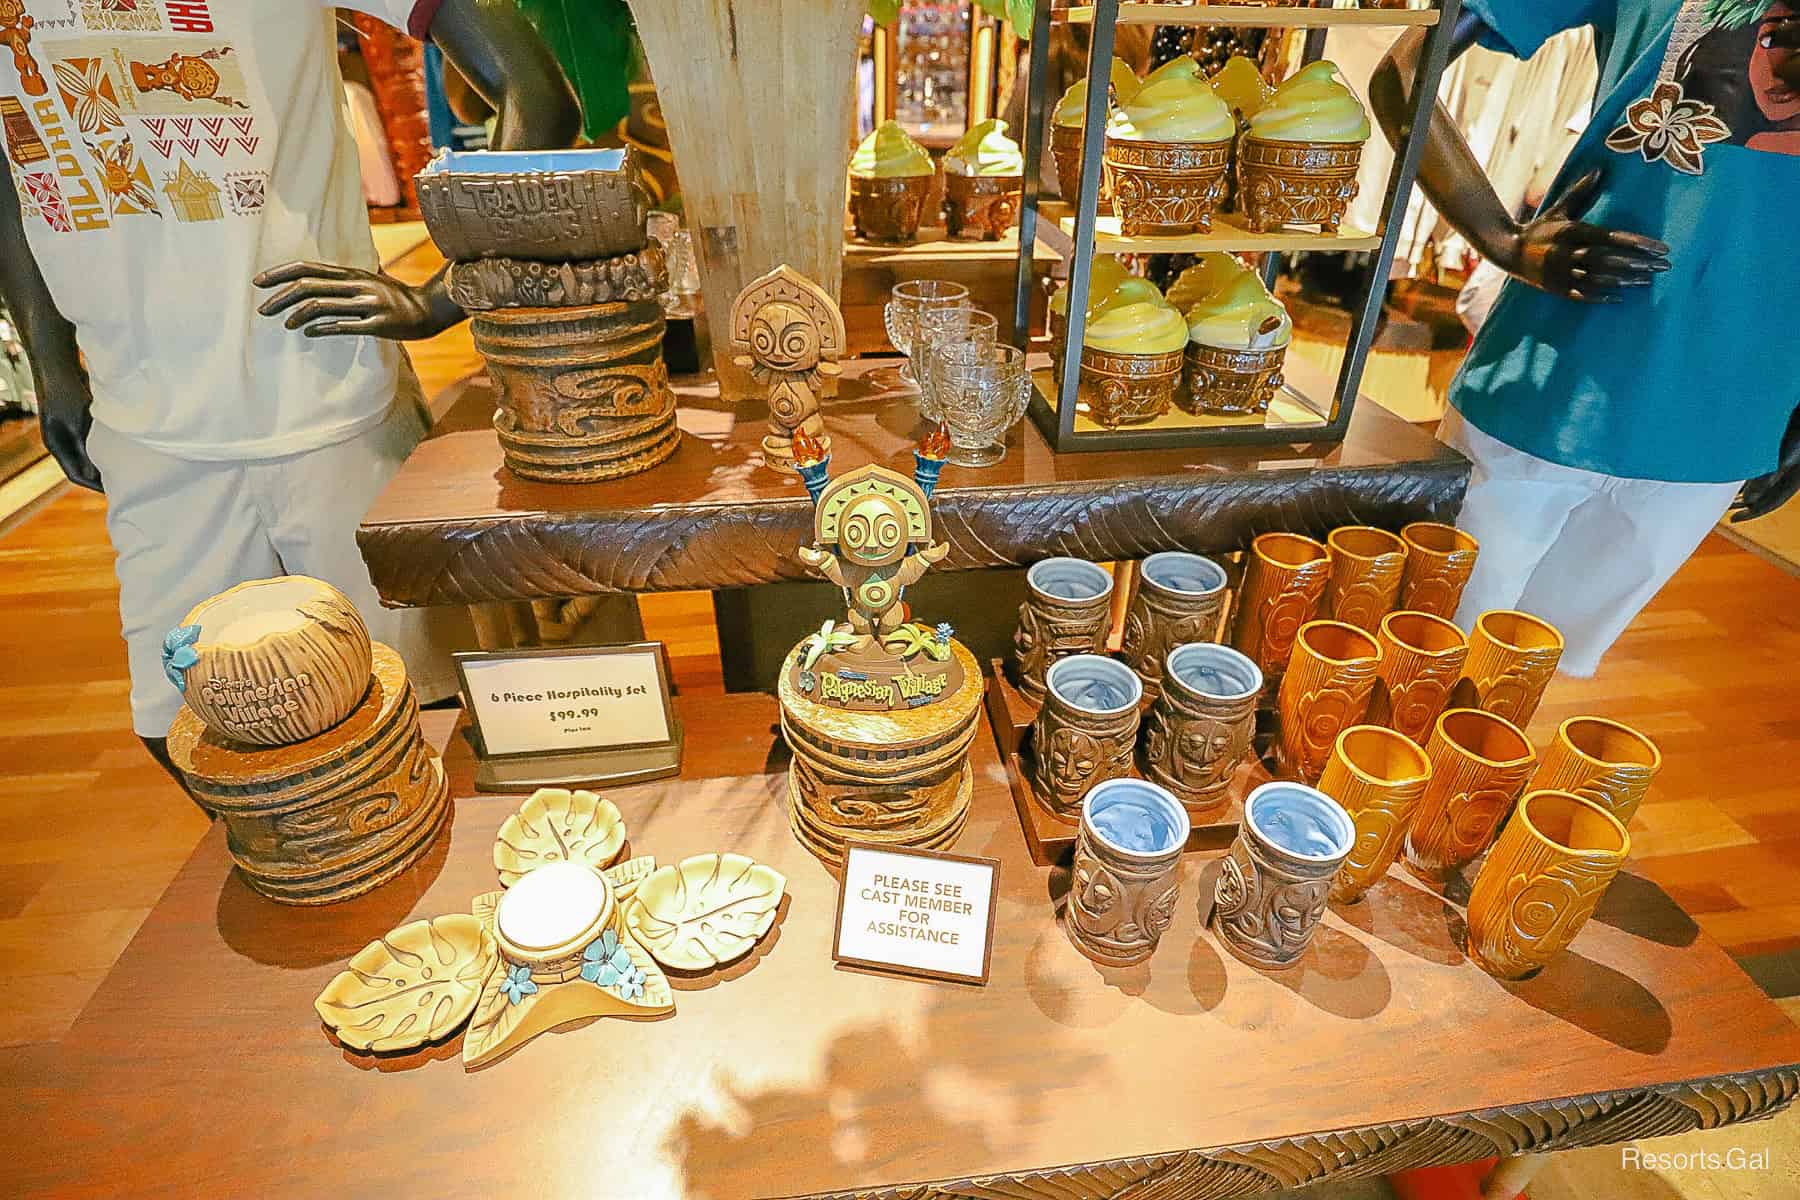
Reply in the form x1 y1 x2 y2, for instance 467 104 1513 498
1231 531 1331 691
1467 790 1630 980
1324 526 1408 632
1236 136 1362 234
1529 716 1662 826
1051 121 1110 209
1404 708 1537 878
1366 610 1468 745
1277 620 1382 786
1399 522 1479 618
1079 345 1184 427
1320 725 1432 904
849 174 932 244
1104 135 1232 236
1451 610 1565 730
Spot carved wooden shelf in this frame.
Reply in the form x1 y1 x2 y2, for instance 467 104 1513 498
1052 208 1383 256
1060 3 1442 28
358 357 1468 607
10 694 1800 1198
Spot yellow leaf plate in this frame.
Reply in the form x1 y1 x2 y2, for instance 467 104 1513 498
623 852 788 972
313 914 496 1052
493 787 627 886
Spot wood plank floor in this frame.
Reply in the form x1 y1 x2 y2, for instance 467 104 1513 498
4 230 1799 1198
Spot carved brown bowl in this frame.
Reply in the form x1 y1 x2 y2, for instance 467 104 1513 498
1236 136 1363 234
415 147 651 261
849 174 932 244
1180 339 1289 417
1051 121 1110 209
1079 345 1184 428
943 172 1023 241
1103 135 1231 236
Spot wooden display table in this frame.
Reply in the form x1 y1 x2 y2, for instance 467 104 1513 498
358 355 1468 608
7 695 1798 1198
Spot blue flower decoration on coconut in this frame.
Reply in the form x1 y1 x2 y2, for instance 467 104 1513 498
615 962 647 1001
935 622 954 647
500 962 538 1006
161 624 202 692
580 929 633 988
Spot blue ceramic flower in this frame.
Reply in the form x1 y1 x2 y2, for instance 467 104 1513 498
580 929 632 988
161 624 202 692
500 962 538 1006
615 962 646 1002
798 669 818 693
935 622 954 647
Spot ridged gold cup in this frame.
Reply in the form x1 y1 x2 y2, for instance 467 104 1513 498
1467 789 1630 980
1230 531 1330 690
1399 522 1479 618
1366 610 1468 745
1404 708 1537 878
1529 716 1661 826
1321 725 1432 904
1277 620 1382 785
1324 526 1408 632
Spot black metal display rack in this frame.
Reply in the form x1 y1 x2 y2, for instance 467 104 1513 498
1009 1 1462 452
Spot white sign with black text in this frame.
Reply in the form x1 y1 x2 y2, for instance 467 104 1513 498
832 844 1000 985
456 644 675 758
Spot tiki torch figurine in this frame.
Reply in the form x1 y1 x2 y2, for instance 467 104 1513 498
731 265 844 474
797 464 949 650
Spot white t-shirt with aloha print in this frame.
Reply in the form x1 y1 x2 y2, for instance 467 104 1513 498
1 0 442 460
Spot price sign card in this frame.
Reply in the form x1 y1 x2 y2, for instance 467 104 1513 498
455 644 677 759
832 844 1000 985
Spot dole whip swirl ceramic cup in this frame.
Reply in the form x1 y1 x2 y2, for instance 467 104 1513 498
1051 58 1141 205
1163 252 1254 314
1105 56 1236 235
1239 61 1372 234
848 120 935 243
1180 273 1293 417
942 118 1025 240
1080 290 1189 427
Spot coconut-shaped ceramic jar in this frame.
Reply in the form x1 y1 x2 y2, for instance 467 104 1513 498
163 575 373 746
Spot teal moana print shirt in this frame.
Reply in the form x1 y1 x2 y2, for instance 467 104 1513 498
1451 0 1800 482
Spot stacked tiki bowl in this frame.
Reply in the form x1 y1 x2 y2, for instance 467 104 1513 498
164 577 449 905
417 148 679 482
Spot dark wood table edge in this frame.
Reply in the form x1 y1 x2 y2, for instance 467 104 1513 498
787 1065 1800 1200
357 455 1473 606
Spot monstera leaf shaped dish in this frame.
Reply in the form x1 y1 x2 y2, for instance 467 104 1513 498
624 853 787 972
312 786 786 1072
493 787 628 886
314 915 496 1052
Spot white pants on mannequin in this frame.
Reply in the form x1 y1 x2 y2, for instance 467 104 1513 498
1439 408 1742 678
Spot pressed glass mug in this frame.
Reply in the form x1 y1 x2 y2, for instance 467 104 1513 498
884 279 970 378
930 341 1031 467
913 305 997 421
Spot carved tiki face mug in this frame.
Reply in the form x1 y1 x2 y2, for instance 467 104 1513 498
1067 778 1191 966
1120 552 1229 700
1014 558 1116 703
1213 782 1355 969
1031 654 1142 821
1142 643 1262 818
1466 789 1630 981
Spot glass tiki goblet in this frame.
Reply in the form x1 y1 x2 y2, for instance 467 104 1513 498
929 341 1032 467
913 305 997 422
884 279 970 380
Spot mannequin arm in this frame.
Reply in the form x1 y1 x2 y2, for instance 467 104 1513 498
0 168 100 490
255 0 580 340
1370 15 1670 302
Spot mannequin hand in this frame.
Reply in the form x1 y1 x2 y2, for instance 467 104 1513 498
253 262 460 341
1730 405 1800 523
35 353 101 492
1496 169 1670 303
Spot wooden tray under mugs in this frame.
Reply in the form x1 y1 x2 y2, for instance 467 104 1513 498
984 658 1268 866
